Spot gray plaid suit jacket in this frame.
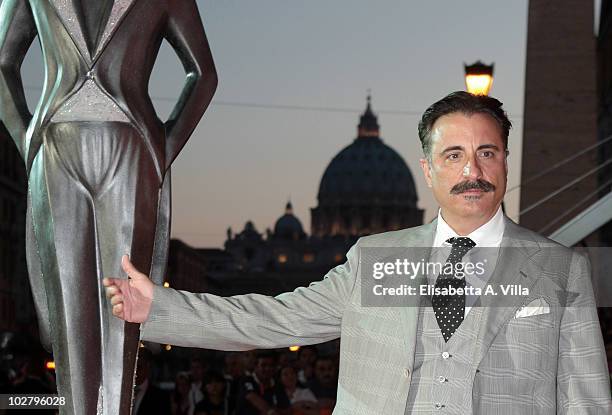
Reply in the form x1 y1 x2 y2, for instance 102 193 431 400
141 216 611 414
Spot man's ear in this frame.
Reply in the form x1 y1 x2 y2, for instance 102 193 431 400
419 158 433 188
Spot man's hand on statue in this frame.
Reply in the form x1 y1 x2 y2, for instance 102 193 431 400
102 255 154 323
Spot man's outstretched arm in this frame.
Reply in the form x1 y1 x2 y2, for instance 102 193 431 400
104 241 360 350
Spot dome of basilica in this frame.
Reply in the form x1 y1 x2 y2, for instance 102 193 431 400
273 202 306 240
317 97 418 207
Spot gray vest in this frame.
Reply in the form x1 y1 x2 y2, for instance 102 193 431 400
405 296 484 414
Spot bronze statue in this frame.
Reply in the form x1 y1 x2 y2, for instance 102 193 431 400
0 0 217 413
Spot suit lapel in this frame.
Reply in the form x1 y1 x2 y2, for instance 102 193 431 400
73 0 115 59
397 220 435 354
47 0 137 65
473 217 542 366
92 0 137 61
49 0 92 62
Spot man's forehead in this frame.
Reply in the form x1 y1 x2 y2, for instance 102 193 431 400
430 112 503 149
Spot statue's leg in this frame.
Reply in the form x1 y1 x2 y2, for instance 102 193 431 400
94 123 160 415
32 122 160 415
29 141 101 415
25 196 52 352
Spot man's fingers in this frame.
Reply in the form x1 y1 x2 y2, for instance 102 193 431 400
105 285 119 299
112 303 124 317
110 294 124 306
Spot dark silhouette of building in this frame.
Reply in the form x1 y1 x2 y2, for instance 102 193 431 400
597 0 612 247
170 97 423 295
520 0 600 242
311 96 423 237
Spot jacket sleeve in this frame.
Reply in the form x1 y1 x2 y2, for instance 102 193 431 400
0 0 36 158
140 240 361 350
556 252 611 413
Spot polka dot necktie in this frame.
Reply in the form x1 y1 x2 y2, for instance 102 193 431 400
432 236 476 342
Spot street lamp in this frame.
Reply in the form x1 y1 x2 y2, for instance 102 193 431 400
464 61 494 95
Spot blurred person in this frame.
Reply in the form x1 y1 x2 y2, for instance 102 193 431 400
277 365 317 414
295 346 317 385
194 371 230 415
235 351 281 415
189 357 208 412
172 372 192 415
242 350 257 376
223 352 244 413
133 348 171 415
307 357 337 410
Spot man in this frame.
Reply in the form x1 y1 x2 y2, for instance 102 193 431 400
307 356 337 410
104 92 611 414
189 357 208 413
235 351 281 415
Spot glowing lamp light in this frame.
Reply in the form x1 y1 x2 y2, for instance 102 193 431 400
464 61 494 96
289 346 300 352
163 281 170 288
46 361 56 370
164 344 172 351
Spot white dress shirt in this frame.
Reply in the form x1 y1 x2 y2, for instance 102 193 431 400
430 206 505 316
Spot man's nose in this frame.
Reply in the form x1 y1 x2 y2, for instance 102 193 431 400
464 157 483 179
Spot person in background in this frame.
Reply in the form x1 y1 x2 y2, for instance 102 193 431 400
194 371 230 415
295 346 317 385
307 357 337 411
241 350 257 377
223 352 244 414
172 372 193 415
189 357 208 413
133 348 172 415
276 365 317 415
235 351 281 415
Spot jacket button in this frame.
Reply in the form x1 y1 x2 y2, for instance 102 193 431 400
434 402 444 410
441 351 450 359
403 368 410 378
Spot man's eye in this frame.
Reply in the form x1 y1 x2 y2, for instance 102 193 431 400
447 153 461 161
479 150 494 158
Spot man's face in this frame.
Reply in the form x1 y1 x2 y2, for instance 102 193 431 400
255 357 276 383
314 360 335 386
419 112 507 224
280 366 297 388
190 361 205 382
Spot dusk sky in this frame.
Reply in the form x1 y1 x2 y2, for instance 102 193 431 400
21 0 536 248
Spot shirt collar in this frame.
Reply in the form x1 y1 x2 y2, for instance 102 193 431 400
433 206 504 247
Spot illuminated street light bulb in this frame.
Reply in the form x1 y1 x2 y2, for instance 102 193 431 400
464 61 494 96
289 345 300 352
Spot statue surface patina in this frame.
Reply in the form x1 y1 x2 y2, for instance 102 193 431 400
0 0 217 413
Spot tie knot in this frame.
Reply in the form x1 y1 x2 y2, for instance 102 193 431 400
445 237 476 262
446 236 476 249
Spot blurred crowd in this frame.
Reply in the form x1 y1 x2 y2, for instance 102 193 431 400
4 310 612 415
135 344 339 415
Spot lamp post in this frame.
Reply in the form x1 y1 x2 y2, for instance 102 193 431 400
464 61 494 95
